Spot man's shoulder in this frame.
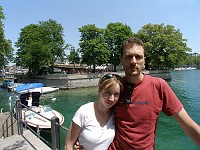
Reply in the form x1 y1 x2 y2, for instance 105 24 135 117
144 74 167 85
144 74 165 81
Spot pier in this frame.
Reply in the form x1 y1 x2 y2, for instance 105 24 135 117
0 112 51 150
0 98 67 150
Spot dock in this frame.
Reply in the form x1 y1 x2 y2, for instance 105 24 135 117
0 112 50 150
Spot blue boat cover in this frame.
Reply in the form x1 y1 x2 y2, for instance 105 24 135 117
16 83 44 92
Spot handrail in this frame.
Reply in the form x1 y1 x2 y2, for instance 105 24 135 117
1 103 17 138
1 96 69 150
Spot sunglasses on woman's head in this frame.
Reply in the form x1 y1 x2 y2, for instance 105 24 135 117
101 73 121 80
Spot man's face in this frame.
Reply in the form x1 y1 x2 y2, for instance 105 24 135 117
121 45 145 76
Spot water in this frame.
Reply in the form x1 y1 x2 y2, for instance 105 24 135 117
156 70 200 150
0 70 200 150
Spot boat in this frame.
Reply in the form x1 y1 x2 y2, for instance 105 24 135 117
16 83 59 94
27 86 59 94
1 80 14 88
174 67 197 71
17 86 59 94
7 83 22 92
16 83 44 93
20 92 64 129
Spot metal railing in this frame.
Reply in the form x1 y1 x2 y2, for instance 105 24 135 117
1 96 69 150
1 108 17 138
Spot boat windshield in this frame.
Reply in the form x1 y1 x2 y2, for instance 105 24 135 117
43 105 52 112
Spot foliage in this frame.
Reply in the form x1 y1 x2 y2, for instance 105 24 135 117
79 24 109 73
136 23 191 69
104 22 133 71
183 53 200 66
66 44 80 64
15 19 66 75
0 6 13 70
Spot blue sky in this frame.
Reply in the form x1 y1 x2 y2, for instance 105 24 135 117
1 0 200 55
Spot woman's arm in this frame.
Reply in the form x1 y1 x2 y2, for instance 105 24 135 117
173 108 200 146
64 121 82 150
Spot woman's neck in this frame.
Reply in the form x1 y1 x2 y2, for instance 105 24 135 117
93 101 112 127
94 101 111 115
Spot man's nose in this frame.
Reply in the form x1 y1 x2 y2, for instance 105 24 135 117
130 56 137 63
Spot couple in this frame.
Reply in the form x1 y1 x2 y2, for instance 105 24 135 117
65 37 200 149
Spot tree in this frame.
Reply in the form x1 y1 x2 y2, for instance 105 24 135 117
136 23 191 69
104 22 133 71
66 44 80 72
0 6 13 70
15 19 66 75
79 24 109 73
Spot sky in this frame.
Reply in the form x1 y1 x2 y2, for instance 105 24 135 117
1 0 200 55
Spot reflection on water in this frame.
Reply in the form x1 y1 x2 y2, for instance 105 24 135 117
0 70 200 150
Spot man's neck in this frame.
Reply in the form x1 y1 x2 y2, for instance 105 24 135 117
124 73 144 85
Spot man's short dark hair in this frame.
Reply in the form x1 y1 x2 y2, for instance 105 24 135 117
121 37 145 56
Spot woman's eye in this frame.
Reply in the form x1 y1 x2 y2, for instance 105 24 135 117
103 91 110 96
114 93 120 97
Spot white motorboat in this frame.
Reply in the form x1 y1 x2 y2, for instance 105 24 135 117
20 92 64 129
29 86 59 94
22 105 64 129
16 83 59 94
174 67 197 71
7 83 22 92
18 86 59 94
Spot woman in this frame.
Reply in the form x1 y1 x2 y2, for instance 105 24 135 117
65 74 123 150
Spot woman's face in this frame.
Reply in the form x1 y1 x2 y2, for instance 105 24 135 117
99 83 121 108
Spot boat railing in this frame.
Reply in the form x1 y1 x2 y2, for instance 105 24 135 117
1 96 69 150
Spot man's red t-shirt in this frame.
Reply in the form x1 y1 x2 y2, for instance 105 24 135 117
109 75 183 150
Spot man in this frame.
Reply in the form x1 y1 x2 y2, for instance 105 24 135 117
108 37 200 149
74 37 200 149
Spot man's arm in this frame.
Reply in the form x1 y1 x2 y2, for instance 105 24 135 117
173 108 200 146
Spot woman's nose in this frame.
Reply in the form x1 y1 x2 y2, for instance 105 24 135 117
108 94 115 101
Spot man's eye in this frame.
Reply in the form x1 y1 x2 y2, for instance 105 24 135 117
125 56 132 60
135 55 143 60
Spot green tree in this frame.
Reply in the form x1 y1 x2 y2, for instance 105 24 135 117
79 24 109 73
66 44 80 72
184 53 200 66
136 23 191 69
0 6 13 70
15 19 66 75
104 22 133 71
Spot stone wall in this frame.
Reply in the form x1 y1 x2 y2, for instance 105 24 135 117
23 70 171 89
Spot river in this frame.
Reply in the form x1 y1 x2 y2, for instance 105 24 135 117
0 70 200 150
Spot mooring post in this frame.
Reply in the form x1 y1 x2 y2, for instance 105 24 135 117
10 111 14 135
51 116 60 150
19 101 23 135
16 96 20 135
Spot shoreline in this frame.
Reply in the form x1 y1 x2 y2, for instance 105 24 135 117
21 70 171 89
